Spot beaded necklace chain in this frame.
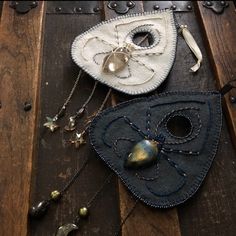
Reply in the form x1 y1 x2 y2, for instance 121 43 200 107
29 71 111 218
30 34 151 234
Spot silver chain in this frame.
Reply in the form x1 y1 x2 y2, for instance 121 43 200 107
53 70 83 121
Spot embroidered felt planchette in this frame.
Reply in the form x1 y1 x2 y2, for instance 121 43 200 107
89 91 222 208
71 10 177 95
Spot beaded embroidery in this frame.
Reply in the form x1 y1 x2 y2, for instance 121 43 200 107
89 91 222 208
71 10 177 95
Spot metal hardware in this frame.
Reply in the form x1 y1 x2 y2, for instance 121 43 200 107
9 1 38 14
107 1 135 14
202 1 229 14
46 1 101 14
46 1 194 15
230 96 236 104
24 102 32 112
143 1 193 12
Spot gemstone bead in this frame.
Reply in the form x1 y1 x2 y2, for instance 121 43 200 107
124 139 159 169
102 47 131 74
29 200 50 218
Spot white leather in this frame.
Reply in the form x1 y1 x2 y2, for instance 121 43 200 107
71 10 177 95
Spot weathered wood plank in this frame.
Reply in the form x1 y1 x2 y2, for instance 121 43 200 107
176 4 236 236
119 184 181 236
103 2 181 236
29 10 121 236
2 1 234 236
179 121 236 236
0 2 45 236
196 1 236 146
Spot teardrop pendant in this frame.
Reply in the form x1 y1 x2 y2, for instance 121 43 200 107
124 139 159 169
102 46 132 74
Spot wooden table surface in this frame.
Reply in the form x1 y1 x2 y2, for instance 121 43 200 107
0 1 236 236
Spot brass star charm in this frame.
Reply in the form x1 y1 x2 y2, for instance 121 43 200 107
43 117 59 132
70 132 86 149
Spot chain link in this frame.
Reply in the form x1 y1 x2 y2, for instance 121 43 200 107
54 70 83 120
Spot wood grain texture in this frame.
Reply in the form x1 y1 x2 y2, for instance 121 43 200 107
118 184 181 236
29 11 121 236
175 7 236 236
179 121 236 236
196 1 236 147
103 2 181 236
2 1 235 236
0 2 45 236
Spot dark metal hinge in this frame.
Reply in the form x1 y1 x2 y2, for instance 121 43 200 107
46 1 101 14
9 1 38 14
143 1 193 12
107 1 135 14
202 1 229 14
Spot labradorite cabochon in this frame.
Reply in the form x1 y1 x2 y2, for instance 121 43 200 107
124 140 159 169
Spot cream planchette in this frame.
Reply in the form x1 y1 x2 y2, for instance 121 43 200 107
71 10 177 95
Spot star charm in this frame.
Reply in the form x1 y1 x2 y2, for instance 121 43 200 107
43 117 59 132
70 132 86 149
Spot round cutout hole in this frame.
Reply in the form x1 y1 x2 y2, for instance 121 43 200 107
132 32 154 47
166 115 192 138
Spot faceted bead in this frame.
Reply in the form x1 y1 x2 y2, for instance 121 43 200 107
78 207 89 218
29 200 50 218
50 190 61 201
102 47 130 74
124 139 159 169
77 107 85 117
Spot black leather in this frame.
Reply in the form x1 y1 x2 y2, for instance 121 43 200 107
89 91 222 208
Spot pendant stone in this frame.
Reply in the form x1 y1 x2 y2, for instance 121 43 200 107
124 139 159 169
102 47 131 74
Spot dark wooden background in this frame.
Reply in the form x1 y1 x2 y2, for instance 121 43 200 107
0 1 236 236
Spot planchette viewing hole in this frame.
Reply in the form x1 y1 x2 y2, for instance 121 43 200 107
166 115 192 138
132 31 154 47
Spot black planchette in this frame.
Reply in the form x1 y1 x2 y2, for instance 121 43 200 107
89 91 222 208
